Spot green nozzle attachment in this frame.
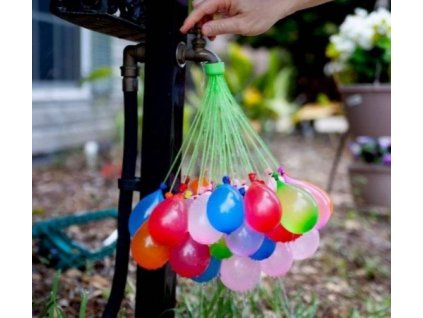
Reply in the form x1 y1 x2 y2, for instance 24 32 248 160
205 62 225 75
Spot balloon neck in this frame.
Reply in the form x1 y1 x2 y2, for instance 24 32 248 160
222 176 231 184
249 172 265 184
159 182 167 190
165 192 174 199
184 190 193 199
271 172 280 182
238 187 246 196
179 183 188 193
277 166 286 176
264 168 273 175
248 172 257 182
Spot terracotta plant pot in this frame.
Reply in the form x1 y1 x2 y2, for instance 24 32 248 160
348 162 391 208
339 84 391 137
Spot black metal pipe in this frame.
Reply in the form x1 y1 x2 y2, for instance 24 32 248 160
135 0 188 317
103 40 145 317
102 94 139 318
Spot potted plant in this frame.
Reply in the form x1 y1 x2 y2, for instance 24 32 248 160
325 7 391 208
348 136 391 208
325 7 391 137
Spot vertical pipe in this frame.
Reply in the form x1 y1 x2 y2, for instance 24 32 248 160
103 91 138 318
135 0 188 317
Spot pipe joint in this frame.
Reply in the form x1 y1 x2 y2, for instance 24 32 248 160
122 42 145 92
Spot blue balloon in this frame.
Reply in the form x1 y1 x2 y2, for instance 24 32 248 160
207 182 244 234
128 188 164 236
250 237 276 261
193 257 221 283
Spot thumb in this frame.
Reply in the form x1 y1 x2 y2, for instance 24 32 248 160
202 16 244 36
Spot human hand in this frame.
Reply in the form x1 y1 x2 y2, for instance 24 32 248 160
180 0 331 38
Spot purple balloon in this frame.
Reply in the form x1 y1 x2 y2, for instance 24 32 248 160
220 255 261 292
291 229 320 260
260 243 293 277
225 223 264 256
188 192 222 245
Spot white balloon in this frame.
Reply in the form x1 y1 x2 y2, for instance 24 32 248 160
188 192 222 245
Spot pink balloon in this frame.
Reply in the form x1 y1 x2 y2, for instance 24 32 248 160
260 243 293 277
284 175 333 230
290 229 320 260
220 255 261 292
188 192 222 244
185 198 194 209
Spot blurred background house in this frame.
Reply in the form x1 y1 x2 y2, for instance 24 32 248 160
32 0 128 155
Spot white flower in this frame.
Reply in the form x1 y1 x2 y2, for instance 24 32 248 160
329 34 355 60
368 8 391 37
354 8 368 18
356 27 374 50
339 9 375 50
324 61 345 76
326 7 391 79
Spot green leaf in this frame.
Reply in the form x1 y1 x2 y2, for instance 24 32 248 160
80 67 113 84
78 291 89 318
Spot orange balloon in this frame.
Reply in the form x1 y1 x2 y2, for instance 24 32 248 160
189 177 209 194
131 222 170 270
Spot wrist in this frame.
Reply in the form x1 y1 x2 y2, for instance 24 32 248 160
279 0 330 19
276 0 300 20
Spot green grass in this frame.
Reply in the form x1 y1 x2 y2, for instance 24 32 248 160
348 296 391 318
37 271 89 318
37 271 66 318
176 278 319 318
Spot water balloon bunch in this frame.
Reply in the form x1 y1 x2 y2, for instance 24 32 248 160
128 62 333 292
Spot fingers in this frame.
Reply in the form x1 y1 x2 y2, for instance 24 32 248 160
180 0 226 33
192 0 205 7
202 16 244 36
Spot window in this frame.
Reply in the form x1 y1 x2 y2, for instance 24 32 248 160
32 0 81 82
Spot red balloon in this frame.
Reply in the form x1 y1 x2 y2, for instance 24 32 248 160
148 195 188 247
267 224 301 242
169 235 211 278
245 182 282 233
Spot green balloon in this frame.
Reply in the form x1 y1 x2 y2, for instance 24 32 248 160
210 239 232 260
276 179 319 234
